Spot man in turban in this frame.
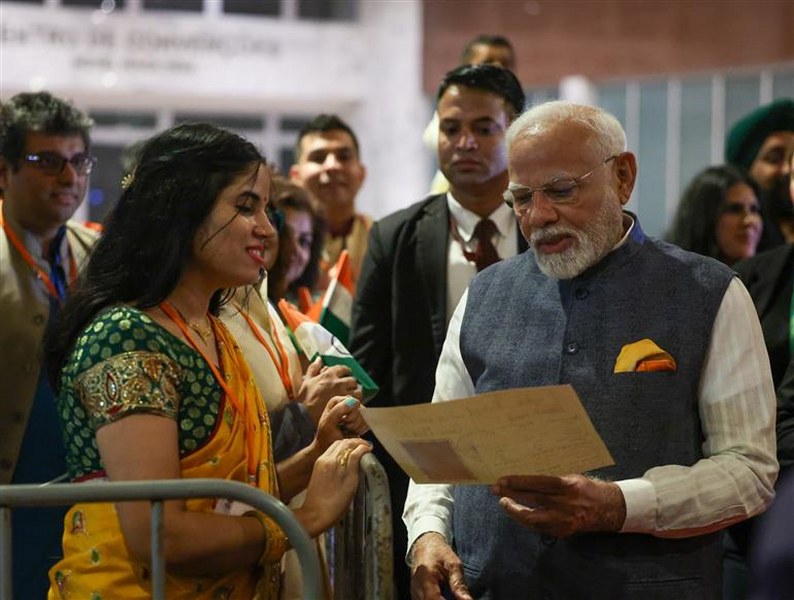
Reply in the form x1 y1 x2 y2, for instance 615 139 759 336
725 99 794 250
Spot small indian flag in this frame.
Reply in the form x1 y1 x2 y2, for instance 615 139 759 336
309 250 354 346
278 299 379 403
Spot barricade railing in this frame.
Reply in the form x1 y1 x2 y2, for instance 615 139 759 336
327 453 393 600
0 478 322 600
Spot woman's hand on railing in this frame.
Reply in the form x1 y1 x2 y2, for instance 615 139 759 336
293 438 372 537
274 396 368 503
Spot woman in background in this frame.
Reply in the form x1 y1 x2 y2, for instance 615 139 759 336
273 179 327 304
45 123 370 599
667 164 762 265
259 200 291 304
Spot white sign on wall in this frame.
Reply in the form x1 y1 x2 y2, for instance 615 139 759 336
1 4 366 107
0 1 429 219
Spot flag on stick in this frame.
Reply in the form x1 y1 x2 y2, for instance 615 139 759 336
278 299 379 403
308 250 354 346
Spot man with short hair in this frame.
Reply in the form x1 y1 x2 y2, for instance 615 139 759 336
0 91 97 598
460 34 516 71
350 64 526 599
289 114 369 288
406 101 778 599
426 33 518 194
725 99 794 250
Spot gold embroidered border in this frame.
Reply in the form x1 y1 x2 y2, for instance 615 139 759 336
76 350 183 427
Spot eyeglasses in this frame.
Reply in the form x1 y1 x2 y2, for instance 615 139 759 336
22 151 97 176
266 206 285 232
503 155 618 216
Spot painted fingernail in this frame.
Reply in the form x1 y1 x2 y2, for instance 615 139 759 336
345 397 357 407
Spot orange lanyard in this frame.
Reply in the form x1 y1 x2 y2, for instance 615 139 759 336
1 209 77 302
159 300 260 484
238 305 296 400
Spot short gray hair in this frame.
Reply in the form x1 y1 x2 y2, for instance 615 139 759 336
505 100 626 160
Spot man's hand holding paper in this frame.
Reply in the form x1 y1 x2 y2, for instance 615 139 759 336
491 473 627 537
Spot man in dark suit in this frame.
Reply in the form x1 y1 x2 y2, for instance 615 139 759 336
349 64 525 598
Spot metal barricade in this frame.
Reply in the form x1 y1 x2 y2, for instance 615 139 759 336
327 453 393 600
0 478 322 600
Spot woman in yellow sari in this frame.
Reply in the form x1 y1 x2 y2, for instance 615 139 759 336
44 123 370 599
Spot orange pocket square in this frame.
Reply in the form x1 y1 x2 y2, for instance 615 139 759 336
614 339 677 373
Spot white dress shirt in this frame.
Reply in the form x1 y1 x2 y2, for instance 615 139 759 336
404 240 778 555
446 193 518 323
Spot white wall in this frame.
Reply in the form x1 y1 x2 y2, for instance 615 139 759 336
0 0 429 219
353 0 429 217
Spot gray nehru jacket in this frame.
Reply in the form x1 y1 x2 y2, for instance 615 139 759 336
453 218 733 599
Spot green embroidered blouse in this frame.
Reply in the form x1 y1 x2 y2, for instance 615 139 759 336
58 306 223 480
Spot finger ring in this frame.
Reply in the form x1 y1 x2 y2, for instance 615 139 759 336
337 448 353 469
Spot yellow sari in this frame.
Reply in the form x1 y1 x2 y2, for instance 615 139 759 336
48 316 286 600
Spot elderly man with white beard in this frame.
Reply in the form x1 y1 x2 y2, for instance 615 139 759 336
403 101 779 600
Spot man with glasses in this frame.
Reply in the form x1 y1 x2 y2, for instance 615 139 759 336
405 101 778 599
0 91 97 598
350 63 526 599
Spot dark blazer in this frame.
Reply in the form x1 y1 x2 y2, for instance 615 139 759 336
349 193 527 597
734 244 794 388
351 193 528 411
351 194 447 411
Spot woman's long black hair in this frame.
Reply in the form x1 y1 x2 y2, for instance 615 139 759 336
666 164 759 261
46 122 265 388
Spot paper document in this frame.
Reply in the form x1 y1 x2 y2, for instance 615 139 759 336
360 385 614 484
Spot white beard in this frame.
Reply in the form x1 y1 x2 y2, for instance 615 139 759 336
530 200 623 280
